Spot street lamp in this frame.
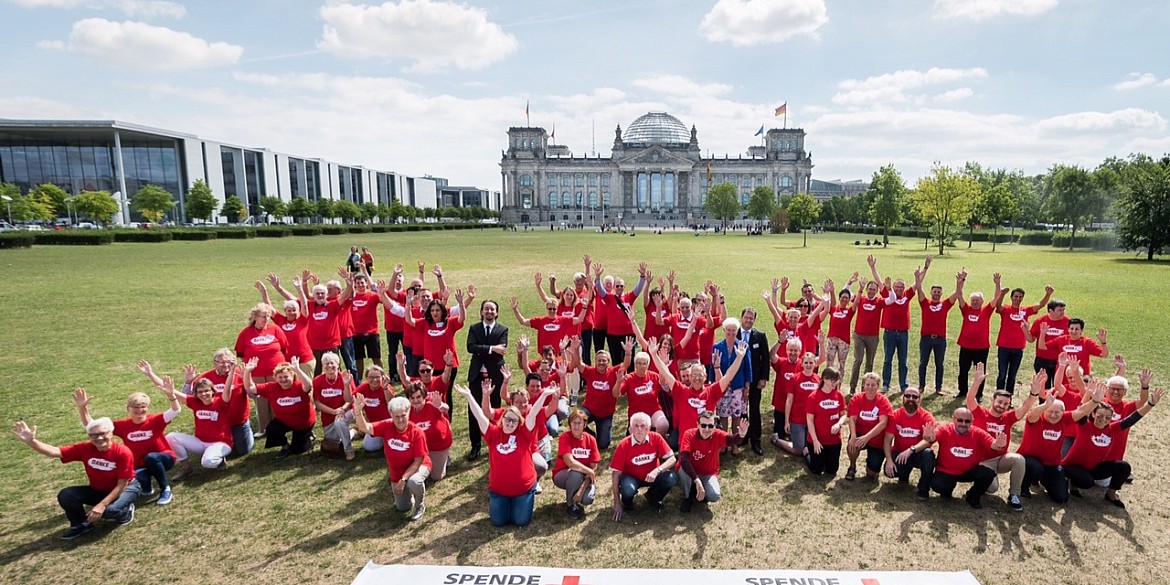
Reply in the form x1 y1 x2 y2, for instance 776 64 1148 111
1 195 11 225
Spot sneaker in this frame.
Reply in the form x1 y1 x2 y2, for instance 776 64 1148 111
216 460 228 470
275 448 291 460
916 492 929 501
567 504 584 520
139 487 155 498
345 449 356 461
60 522 93 540
117 503 136 526
1105 495 1126 509
965 492 983 509
253 430 266 439
844 467 857 481
770 432 780 446
680 495 694 513
156 488 173 506
1009 494 1024 512
409 503 426 521
534 483 543 495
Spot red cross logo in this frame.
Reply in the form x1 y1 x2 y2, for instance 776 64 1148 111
550 576 586 585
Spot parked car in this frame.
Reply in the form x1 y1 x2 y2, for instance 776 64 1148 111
75 222 97 229
0 221 15 232
18 224 45 231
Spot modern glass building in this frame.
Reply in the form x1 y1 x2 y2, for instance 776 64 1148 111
0 119 454 224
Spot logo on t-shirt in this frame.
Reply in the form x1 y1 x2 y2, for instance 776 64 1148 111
571 447 593 459
819 399 840 409
543 323 561 332
984 421 1006 434
898 425 920 438
862 303 876 311
892 297 908 306
1091 433 1112 448
1042 429 1062 441
364 397 381 408
832 311 848 319
1010 311 1027 321
353 299 368 308
387 438 410 451
313 311 329 320
631 453 656 466
126 430 153 442
967 314 980 322
86 457 117 471
320 388 343 399
688 397 706 409
1046 327 1064 336
950 446 974 458
195 409 219 422
800 381 818 391
1063 344 1083 354
859 408 879 422
591 381 610 391
251 334 276 345
633 382 654 396
276 396 302 407
784 372 797 381
929 303 944 312
496 435 519 455
282 323 297 331
427 328 445 337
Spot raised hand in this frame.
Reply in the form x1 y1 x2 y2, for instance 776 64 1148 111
972 362 986 384
638 261 648 277
254 280 266 293
1031 369 1048 393
991 432 1008 451
184 363 197 383
734 340 748 358
137 359 154 376
444 349 456 367
1096 328 1108 344
290 356 301 369
621 336 635 353
267 272 281 286
867 254 876 267
453 384 473 400
12 421 37 443
160 375 176 397
432 264 443 278
73 388 90 408
535 272 542 287
243 357 260 373
1140 367 1152 388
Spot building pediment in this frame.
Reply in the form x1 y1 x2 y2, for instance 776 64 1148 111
615 145 696 168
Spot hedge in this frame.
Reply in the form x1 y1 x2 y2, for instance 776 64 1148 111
254 227 293 238
370 225 392 233
0 232 35 249
1017 232 1053 246
171 230 217 241
347 225 373 234
319 225 349 235
32 231 115 245
215 229 255 239
111 230 174 243
289 226 323 236
1051 231 1118 251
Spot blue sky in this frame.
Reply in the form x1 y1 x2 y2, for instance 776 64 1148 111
2 0 1168 191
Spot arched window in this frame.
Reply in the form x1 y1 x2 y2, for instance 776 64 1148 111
575 191 583 207
562 192 571 207
588 191 598 208
780 175 794 188
519 174 533 186
549 192 558 208
603 192 610 207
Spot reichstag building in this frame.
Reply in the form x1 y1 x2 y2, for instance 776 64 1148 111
499 111 813 225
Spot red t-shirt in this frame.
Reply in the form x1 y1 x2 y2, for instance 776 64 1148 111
312 373 348 427
306 299 343 350
827 304 855 341
1105 398 1139 460
1017 412 1073 466
370 420 431 483
957 304 996 349
485 424 536 497
556 300 587 338
771 358 801 411
410 403 453 451
679 428 733 476
918 298 954 337
337 298 354 338
971 407 1020 457
775 321 819 357
667 314 706 360
348 291 381 335
185 394 232 446
848 393 894 448
581 366 621 418
196 368 250 426
933 424 995 476
383 289 407 334
806 389 846 446
886 407 937 453
620 371 662 419
670 381 724 436
602 291 638 336
418 317 463 368
642 300 671 342
530 315 575 355
551 431 601 476
995 305 1038 350
234 324 289 378
1030 314 1070 361
609 432 673 478
590 288 607 330
273 313 314 363
1062 420 1125 470
575 286 595 329
255 380 316 430
404 304 424 350
60 441 135 492
788 371 821 423
853 294 884 336
1047 334 1105 376
113 414 175 467
354 382 394 423
880 287 916 331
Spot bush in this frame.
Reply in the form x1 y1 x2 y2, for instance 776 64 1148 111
33 231 115 245
1017 231 1053 246
319 225 349 235
404 225 421 232
289 226 323 237
111 230 173 243
370 225 392 233
216 229 255 239
1051 231 1118 250
170 230 217 241
0 232 35 249
254 227 293 238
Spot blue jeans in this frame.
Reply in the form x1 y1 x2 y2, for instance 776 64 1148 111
231 422 254 457
918 336 947 392
882 330 909 390
340 337 359 379
58 482 141 527
488 487 536 527
582 407 613 450
135 452 175 492
618 471 677 509
996 347 1025 394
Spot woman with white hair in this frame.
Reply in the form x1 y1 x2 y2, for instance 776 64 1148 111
353 395 431 521
354 365 395 451
168 370 237 481
234 302 290 434
712 317 750 439
243 357 316 458
298 267 353 376
955 272 1004 402
313 352 355 461
74 365 182 506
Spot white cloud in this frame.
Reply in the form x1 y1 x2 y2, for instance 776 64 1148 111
932 87 974 102
65 18 242 71
318 0 519 72
832 67 987 106
36 39 65 49
1035 108 1166 136
934 0 1057 21
3 0 186 19
700 0 828 46
631 75 734 97
1112 73 1157 91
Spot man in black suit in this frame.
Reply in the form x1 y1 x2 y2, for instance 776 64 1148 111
739 307 770 456
465 299 508 461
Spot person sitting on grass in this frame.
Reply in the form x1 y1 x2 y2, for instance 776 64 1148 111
177 349 252 455
312 352 356 461
243 357 316 459
168 372 237 481
610 412 678 521
353 396 430 521
13 417 139 540
913 407 1008 509
883 386 936 500
354 365 395 452
553 408 601 520
73 369 182 507
678 411 747 513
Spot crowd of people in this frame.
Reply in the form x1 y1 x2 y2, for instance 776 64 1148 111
13 249 1163 539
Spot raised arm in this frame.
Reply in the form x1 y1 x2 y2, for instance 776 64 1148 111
952 268 967 305
1031 285 1055 313
137 359 167 390
966 362 987 411
867 254 882 287
510 297 533 328
455 384 491 435
268 272 297 301
762 289 783 323
255 279 272 306
351 393 373 436
716 341 749 392
646 338 677 388
73 388 94 427
535 272 554 305
12 421 62 460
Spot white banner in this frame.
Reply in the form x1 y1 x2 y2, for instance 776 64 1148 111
351 563 981 585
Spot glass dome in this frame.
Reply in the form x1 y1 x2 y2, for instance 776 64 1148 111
622 112 689 145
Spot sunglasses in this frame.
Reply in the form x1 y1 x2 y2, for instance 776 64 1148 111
955 418 973 424
418 369 433 374
903 395 921 400
699 423 716 429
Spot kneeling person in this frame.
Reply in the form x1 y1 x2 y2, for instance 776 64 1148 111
610 412 677 521
678 412 747 512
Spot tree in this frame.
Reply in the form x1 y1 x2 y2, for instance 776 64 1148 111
746 186 778 226
389 200 406 223
912 163 980 256
867 165 906 245
401 205 418 222
977 179 1018 252
769 208 790 234
221 195 247 223
31 183 68 218
132 185 176 223
73 190 119 225
316 198 335 223
1045 164 1107 250
185 179 217 224
259 196 286 223
360 202 379 223
377 203 392 223
1115 154 1170 260
704 183 741 233
334 200 361 223
287 197 315 223
7 186 56 223
787 193 823 247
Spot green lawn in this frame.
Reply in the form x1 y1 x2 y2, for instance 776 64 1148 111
1 229 1167 585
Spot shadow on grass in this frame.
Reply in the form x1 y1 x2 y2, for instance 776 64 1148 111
0 517 125 566
1109 257 1170 266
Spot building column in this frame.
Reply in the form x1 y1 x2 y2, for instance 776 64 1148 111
113 130 130 225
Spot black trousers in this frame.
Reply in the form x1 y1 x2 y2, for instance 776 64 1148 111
265 419 314 453
957 347 989 399
385 331 404 381
1022 456 1069 503
806 443 842 476
931 465 996 498
747 381 763 446
1065 460 1131 491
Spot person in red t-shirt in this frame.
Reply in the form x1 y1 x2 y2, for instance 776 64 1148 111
181 348 254 451
14 417 139 540
678 412 747 513
1062 386 1164 508
244 357 316 458
845 373 894 480
355 365 396 451
965 363 1038 512
913 263 961 395
1018 387 1095 503
354 395 431 521
883 386 937 499
1026 299 1069 386
403 289 466 407
593 260 648 367
824 278 856 376
553 409 602 520
609 412 677 520
912 407 1007 508
299 268 353 376
168 376 235 481
664 295 705 370
234 302 289 434
511 296 585 356
258 273 316 379
571 340 632 449
347 273 384 380
1037 318 1109 377
805 367 846 476
312 353 355 461
870 255 917 393
847 277 884 394
993 282 1052 394
405 381 452 481
652 337 747 448
546 255 602 363
956 272 1005 402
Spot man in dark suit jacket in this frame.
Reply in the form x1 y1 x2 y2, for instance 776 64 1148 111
465 299 508 461
739 307 770 455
